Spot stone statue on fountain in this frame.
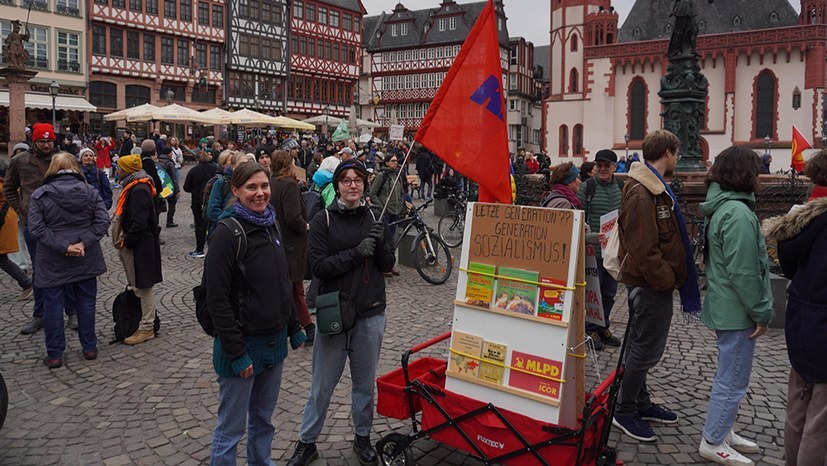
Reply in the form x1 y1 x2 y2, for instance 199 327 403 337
2 20 30 69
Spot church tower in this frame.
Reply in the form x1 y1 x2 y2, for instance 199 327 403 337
801 0 827 24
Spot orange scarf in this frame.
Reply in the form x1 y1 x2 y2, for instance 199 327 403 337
114 178 156 216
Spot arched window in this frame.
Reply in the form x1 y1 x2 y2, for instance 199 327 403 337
568 68 579 93
559 125 569 156
629 78 646 140
125 85 151 108
573 124 584 156
570 34 578 52
754 70 776 139
89 81 117 108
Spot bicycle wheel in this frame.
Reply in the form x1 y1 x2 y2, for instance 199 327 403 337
0 371 7 431
437 210 464 248
413 233 453 285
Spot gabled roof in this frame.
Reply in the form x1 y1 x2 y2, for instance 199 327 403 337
533 45 550 82
618 0 799 42
318 0 365 14
364 0 509 52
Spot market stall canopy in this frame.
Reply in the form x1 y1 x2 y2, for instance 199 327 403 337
103 103 160 122
127 103 220 125
226 108 279 126
271 115 316 131
199 108 233 125
0 90 97 112
302 114 343 126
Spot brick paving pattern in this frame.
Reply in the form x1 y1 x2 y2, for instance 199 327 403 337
0 167 790 465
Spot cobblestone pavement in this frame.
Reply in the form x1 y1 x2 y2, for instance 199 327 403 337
0 167 790 465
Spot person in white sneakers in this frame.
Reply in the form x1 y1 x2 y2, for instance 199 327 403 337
697 146 772 465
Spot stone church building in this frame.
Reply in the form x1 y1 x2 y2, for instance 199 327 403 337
546 0 823 171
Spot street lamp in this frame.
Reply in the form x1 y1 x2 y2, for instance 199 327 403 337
624 133 630 161
49 80 60 131
764 134 771 155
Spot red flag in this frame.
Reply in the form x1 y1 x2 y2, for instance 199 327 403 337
791 126 812 173
414 0 511 204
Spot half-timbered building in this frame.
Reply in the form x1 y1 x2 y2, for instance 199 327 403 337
225 0 288 112
363 1 508 131
547 0 826 170
286 0 365 120
88 0 225 137
507 37 545 153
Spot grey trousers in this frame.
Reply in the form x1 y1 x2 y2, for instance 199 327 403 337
616 286 674 416
785 368 827 466
118 247 157 332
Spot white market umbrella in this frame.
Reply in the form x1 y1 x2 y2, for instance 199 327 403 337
103 103 160 122
127 103 221 125
356 118 381 129
302 114 343 126
199 108 233 125
227 108 279 127
272 115 316 131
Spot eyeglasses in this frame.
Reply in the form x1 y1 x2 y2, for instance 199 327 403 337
388 159 398 163
35 139 54 144
339 178 364 186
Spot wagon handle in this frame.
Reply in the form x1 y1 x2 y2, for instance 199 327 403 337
401 332 451 433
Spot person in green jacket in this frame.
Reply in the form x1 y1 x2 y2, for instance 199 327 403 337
368 154 406 276
697 146 773 466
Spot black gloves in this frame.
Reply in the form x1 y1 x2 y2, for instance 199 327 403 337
369 220 385 241
356 237 377 258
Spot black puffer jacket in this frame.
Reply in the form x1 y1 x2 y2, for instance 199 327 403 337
309 202 395 319
206 215 300 360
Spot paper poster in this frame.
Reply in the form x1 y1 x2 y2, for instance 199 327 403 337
389 124 405 141
507 351 563 401
599 210 619 251
584 245 605 327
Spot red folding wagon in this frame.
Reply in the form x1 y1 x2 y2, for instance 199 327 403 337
375 332 623 466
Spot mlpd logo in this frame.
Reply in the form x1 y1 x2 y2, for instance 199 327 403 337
470 75 505 121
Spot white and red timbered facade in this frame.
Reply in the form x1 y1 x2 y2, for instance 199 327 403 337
225 0 288 112
547 0 826 170
286 0 365 119
88 0 226 135
507 37 545 153
364 1 509 130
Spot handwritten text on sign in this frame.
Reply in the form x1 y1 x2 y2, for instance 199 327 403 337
469 203 575 282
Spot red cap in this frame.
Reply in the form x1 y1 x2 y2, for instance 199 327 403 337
31 123 57 142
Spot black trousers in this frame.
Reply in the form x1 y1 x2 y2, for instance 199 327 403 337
191 205 207 253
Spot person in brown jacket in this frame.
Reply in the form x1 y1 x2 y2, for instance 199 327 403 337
612 130 701 443
3 123 76 335
0 158 32 300
270 150 315 346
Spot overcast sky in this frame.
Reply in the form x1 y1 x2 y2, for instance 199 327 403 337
360 0 802 47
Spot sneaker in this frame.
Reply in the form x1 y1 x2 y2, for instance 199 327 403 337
639 403 679 424
727 430 760 454
699 438 754 465
589 332 606 351
286 441 319 466
124 329 155 345
83 349 98 360
67 314 78 331
42 357 63 369
304 323 316 348
600 329 622 347
612 413 657 442
188 251 206 258
353 435 378 466
20 317 44 335
18 287 33 301
166 222 179 228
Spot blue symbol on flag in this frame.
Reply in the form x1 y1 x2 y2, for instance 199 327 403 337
469 75 505 121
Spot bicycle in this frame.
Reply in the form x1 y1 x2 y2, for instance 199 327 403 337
0 364 7 430
436 190 468 248
390 199 454 285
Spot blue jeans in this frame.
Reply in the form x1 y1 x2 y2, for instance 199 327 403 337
42 277 98 359
702 328 757 445
24 227 75 320
298 314 386 443
210 362 284 466
586 256 618 334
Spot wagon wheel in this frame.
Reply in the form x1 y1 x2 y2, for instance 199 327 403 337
376 433 413 466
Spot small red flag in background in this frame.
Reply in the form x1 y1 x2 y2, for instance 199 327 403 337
414 0 511 204
791 126 812 173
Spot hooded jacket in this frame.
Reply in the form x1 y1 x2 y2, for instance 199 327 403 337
618 162 687 291
27 173 109 287
699 182 773 330
764 197 827 383
368 167 405 215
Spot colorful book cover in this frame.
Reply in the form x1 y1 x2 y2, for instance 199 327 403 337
537 277 566 321
479 340 507 385
493 267 539 316
448 331 484 378
508 351 563 401
465 262 496 308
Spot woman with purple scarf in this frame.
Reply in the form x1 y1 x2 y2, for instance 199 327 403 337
542 162 583 209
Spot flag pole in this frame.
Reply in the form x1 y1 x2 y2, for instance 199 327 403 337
377 141 417 219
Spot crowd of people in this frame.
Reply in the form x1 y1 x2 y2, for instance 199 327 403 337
2 121 825 466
